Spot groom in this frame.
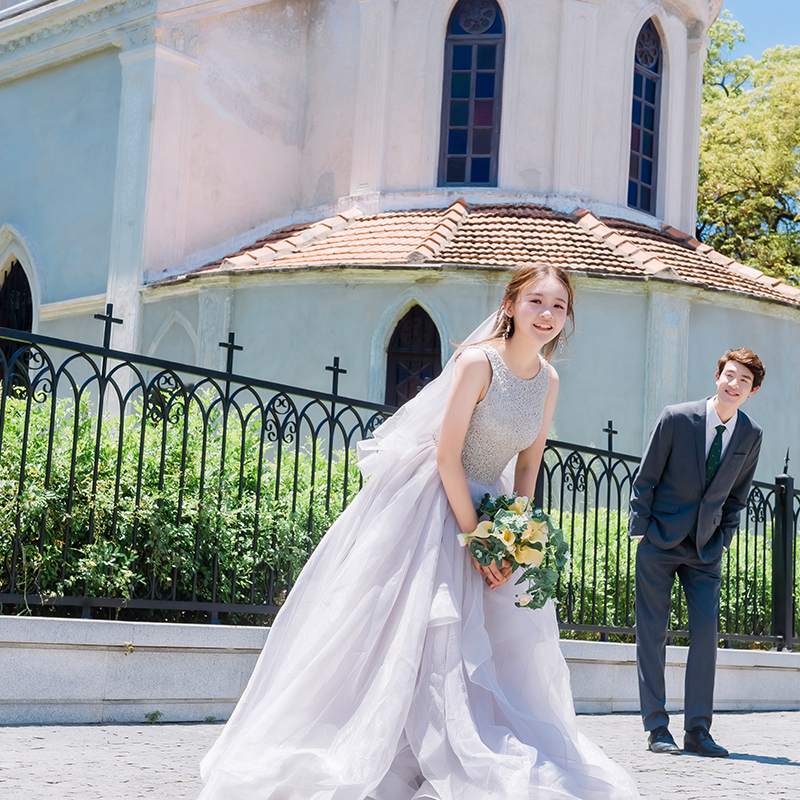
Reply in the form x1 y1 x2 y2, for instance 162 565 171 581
629 347 765 758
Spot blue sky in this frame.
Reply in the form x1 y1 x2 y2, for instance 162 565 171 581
721 0 800 58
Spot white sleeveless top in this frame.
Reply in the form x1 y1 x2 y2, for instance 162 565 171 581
457 343 550 486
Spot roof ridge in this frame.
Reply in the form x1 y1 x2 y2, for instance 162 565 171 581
660 223 800 302
221 208 363 269
406 198 470 263
572 208 679 278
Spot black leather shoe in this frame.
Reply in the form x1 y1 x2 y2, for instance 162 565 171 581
684 727 729 758
647 726 681 754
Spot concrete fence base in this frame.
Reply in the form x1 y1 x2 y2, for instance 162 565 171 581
1 617 798 725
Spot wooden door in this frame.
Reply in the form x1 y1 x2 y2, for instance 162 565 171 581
385 305 442 406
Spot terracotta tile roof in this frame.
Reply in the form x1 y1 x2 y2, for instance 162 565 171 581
434 205 637 274
170 200 800 308
598 215 800 304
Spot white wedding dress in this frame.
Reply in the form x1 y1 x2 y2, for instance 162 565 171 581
199 343 640 800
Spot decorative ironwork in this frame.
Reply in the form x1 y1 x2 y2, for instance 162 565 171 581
540 436 796 649
0 324 394 623
145 372 184 425
93 303 123 350
219 331 243 374
326 356 348 396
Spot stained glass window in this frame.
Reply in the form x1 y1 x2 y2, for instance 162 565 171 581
628 20 662 214
438 0 505 187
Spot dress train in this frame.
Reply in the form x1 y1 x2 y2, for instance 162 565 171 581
199 438 639 799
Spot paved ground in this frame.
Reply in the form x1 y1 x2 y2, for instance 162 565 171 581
0 712 798 799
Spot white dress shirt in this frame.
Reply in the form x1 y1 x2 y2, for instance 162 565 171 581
705 397 737 460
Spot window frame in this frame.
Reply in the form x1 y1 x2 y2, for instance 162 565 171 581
627 19 662 216
437 0 506 188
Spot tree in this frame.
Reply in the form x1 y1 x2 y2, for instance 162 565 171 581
698 11 800 283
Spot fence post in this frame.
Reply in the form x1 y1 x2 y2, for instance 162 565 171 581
772 472 795 651
325 357 347 512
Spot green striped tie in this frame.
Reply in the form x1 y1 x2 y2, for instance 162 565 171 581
705 424 727 488
688 424 727 542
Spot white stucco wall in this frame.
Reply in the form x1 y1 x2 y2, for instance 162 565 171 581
559 278 650 450
300 0 357 210
319 0 715 233
0 0 720 317
184 1 311 261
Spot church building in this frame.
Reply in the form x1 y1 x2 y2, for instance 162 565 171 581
0 0 797 471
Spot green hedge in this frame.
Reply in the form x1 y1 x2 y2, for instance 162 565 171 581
0 394 360 621
550 507 799 647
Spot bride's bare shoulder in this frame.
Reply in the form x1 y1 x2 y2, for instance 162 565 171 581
455 338 503 359
454 344 493 376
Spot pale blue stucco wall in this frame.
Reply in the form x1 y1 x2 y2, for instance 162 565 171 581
139 274 796 483
0 48 121 304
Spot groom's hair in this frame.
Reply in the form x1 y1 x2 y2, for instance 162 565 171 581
718 347 766 389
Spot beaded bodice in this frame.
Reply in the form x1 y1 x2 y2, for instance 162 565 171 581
458 343 550 487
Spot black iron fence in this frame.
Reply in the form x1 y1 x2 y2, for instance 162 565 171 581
0 317 390 622
0 320 797 648
538 431 798 650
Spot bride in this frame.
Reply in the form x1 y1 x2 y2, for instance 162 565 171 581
199 263 640 800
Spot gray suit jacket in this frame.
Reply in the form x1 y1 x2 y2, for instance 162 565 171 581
629 398 762 564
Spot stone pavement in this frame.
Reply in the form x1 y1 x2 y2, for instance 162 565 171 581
0 712 797 799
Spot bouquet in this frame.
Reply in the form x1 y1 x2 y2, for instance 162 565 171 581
459 493 570 610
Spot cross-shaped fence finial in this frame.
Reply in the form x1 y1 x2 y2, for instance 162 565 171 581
94 303 123 350
326 356 347 397
602 420 618 454
218 332 243 374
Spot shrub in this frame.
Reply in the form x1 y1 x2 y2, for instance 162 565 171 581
0 393 361 622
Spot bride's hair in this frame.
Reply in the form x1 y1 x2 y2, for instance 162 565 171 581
491 262 575 361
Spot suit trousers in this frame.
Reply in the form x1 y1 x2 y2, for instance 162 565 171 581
635 536 722 732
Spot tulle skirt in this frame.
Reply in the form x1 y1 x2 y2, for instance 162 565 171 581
198 440 639 800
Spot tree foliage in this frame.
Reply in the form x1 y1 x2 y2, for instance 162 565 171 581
698 11 800 283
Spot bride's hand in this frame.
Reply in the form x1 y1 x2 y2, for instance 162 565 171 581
469 553 497 586
479 558 513 590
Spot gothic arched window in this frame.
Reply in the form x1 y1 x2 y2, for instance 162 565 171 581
385 305 442 407
628 20 662 214
438 0 505 187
